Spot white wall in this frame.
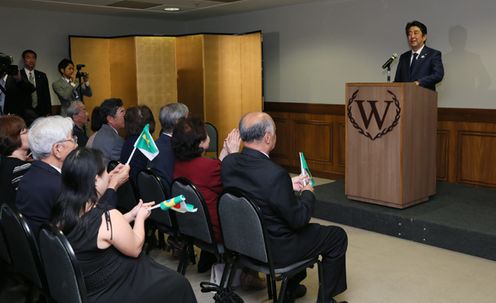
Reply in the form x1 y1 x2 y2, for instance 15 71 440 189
3 1 496 109
0 6 185 105
187 0 496 109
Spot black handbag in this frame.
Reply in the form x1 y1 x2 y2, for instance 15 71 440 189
200 282 244 303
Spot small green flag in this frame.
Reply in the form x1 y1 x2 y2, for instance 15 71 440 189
299 152 315 187
134 124 159 161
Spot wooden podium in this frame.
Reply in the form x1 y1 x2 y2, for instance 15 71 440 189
345 83 437 208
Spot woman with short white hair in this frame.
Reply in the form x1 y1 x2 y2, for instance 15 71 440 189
16 115 77 235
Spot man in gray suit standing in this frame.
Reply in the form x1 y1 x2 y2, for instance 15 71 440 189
52 58 92 115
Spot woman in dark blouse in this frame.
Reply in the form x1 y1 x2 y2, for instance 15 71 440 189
0 115 31 204
51 147 197 303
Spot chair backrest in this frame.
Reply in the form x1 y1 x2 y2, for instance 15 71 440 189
171 177 214 245
0 203 46 289
205 122 218 156
39 225 87 303
115 181 138 213
137 169 173 228
0 208 12 265
218 190 270 264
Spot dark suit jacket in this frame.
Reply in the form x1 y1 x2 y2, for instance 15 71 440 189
21 69 52 117
394 45 444 91
221 147 316 265
149 134 175 185
92 124 124 165
15 160 61 236
4 74 35 118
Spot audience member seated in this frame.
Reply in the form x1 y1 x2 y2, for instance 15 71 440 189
51 147 197 303
149 103 189 186
88 98 125 165
67 101 89 147
171 117 247 276
119 105 155 187
0 115 31 204
221 112 348 303
15 116 77 236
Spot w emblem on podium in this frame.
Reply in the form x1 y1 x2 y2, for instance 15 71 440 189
347 89 401 140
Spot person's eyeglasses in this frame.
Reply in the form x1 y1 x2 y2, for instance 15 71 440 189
56 135 78 145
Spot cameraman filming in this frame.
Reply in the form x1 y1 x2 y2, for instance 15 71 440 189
52 58 92 116
0 52 37 123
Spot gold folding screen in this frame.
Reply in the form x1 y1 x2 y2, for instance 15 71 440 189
70 32 262 147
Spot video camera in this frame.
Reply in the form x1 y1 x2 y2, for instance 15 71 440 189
76 63 88 78
0 52 19 76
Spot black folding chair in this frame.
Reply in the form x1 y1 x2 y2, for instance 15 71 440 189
136 168 177 254
171 177 224 275
205 122 219 158
39 224 87 303
0 203 49 302
218 189 323 303
107 160 138 212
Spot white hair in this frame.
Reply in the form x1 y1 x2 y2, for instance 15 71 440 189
29 116 74 160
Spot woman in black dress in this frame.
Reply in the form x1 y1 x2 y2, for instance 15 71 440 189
0 115 31 204
51 147 197 303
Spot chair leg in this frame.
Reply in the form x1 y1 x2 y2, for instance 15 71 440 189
176 242 190 275
266 274 273 300
317 260 325 303
188 243 196 265
224 261 238 290
277 275 289 303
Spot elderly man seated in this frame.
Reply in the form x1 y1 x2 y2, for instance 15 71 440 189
16 116 77 235
16 115 129 236
221 112 348 303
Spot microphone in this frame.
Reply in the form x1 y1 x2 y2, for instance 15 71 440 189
381 53 398 69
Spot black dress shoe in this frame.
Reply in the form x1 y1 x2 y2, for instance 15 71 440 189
283 284 307 303
292 284 307 298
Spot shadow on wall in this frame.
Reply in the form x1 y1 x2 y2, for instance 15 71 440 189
438 25 494 107
262 32 280 101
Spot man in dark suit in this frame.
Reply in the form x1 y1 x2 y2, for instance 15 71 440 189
20 50 52 123
149 103 189 185
221 112 348 303
394 20 444 91
3 70 35 119
16 116 77 236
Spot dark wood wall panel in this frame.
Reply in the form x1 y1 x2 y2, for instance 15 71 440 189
457 131 496 186
436 130 449 181
266 102 496 187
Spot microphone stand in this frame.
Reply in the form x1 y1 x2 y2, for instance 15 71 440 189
386 65 392 82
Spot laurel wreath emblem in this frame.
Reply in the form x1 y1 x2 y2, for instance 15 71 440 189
347 89 401 140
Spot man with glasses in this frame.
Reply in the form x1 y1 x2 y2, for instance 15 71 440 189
67 101 89 147
16 116 77 235
16 115 130 237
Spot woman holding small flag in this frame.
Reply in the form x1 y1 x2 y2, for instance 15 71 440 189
120 105 156 187
52 147 197 303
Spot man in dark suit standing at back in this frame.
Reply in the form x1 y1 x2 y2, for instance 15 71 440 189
20 49 52 124
221 112 348 303
394 20 444 91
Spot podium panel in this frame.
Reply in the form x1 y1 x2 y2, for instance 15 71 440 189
345 83 437 208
